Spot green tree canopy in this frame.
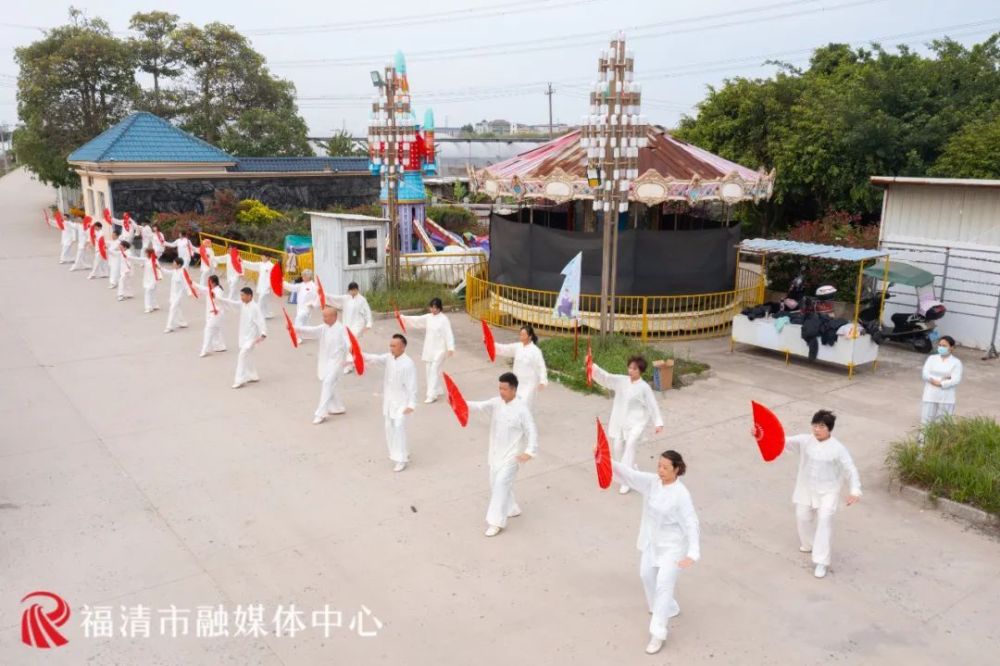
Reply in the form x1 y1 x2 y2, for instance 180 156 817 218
320 130 363 157
128 11 183 117
219 109 313 157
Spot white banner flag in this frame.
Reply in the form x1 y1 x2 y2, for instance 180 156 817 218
553 252 582 323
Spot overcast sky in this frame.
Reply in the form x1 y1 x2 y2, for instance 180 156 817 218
1 0 998 136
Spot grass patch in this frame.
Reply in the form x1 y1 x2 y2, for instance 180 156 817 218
888 416 1000 516
539 334 709 394
366 280 462 313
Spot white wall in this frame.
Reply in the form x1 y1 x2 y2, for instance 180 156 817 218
310 212 388 296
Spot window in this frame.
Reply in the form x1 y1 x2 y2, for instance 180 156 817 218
347 227 381 267
364 229 379 264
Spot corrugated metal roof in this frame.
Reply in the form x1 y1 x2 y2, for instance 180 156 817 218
68 112 234 163
738 238 889 262
231 157 369 173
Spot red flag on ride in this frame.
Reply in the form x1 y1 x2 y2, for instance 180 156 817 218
443 373 468 427
228 246 243 275
316 275 326 309
751 401 786 462
282 307 298 348
270 262 283 297
482 320 496 362
394 304 406 332
585 338 594 387
182 268 198 299
595 417 613 489
346 327 364 375
53 210 65 231
97 236 108 260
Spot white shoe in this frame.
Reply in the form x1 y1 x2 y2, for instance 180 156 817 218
619 485 631 495
393 462 407 472
328 409 346 416
814 564 828 579
117 296 124 301
144 309 152 314
423 397 436 404
179 323 188 328
799 546 812 553
484 525 501 537
163 328 173 334
231 382 244 389
508 508 522 518
87 275 94 280
645 637 665 655
199 352 208 358
312 416 325 425
668 603 681 619
343 366 353 375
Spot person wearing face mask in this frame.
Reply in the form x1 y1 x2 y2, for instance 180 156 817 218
610 450 699 656
921 335 962 428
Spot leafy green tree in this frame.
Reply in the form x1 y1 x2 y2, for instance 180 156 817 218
930 107 1000 178
320 130 362 157
128 11 182 116
219 108 313 156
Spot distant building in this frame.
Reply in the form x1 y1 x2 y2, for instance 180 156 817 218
474 119 512 135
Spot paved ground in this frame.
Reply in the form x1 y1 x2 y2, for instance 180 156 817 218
2 167 999 665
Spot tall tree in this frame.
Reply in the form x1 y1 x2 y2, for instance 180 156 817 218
128 11 182 117
930 105 1000 179
13 8 138 186
320 130 362 157
219 109 313 156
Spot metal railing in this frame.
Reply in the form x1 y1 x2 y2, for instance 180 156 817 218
199 232 313 281
397 251 488 287
466 266 764 341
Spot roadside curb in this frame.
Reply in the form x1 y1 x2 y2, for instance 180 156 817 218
888 478 1000 531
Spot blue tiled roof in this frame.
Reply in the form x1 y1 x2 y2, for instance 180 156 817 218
68 112 234 163
231 157 370 173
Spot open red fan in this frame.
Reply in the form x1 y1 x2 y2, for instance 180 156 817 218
316 275 326 308
229 246 243 275
270 262 283 297
751 401 786 462
102 208 112 224
585 338 594 387
443 372 468 427
282 307 299 348
199 242 210 268
88 224 97 246
53 210 65 231
395 304 406 332
122 212 131 232
182 268 199 298
482 320 496 362
596 417 613 489
346 327 364 375
97 236 108 261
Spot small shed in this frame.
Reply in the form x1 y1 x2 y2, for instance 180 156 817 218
309 212 390 295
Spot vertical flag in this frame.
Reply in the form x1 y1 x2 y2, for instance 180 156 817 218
552 252 582 324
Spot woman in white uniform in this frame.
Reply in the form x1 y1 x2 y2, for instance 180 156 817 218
591 356 664 495
920 335 962 428
611 450 699 655
400 297 455 403
494 324 548 412
194 275 228 357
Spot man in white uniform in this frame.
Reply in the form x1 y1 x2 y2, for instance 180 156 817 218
115 240 137 301
241 257 276 319
400 297 455 403
106 230 123 290
68 216 92 271
160 257 192 333
332 281 374 374
283 269 321 328
467 372 538 537
197 239 217 287
134 247 162 313
57 212 76 264
363 334 418 472
221 287 267 389
87 222 108 280
212 251 243 300
164 231 196 267
296 306 352 424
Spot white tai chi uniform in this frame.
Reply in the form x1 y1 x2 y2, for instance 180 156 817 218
612 461 700 642
212 254 243 300
592 363 664 491
363 352 418 464
197 246 216 287
786 434 862 568
401 312 455 401
68 220 91 271
58 219 76 263
164 236 196 267
161 267 192 332
297 320 351 418
116 246 136 300
242 259 276 319
331 293 373 373
194 283 227 356
87 229 109 279
467 395 539 529
222 298 267 386
920 353 962 426
494 341 548 411
106 240 123 289
135 256 162 312
284 280 320 328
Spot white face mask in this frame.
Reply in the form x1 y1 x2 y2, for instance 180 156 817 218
936 346 950 356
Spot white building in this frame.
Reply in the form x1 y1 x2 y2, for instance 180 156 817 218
872 176 1000 352
309 212 389 295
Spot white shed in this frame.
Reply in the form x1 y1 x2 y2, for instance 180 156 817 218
309 212 390 295
872 176 1000 353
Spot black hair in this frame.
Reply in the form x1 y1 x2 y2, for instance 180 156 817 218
499 371 519 389
429 297 443 310
521 324 538 345
627 355 648 374
661 450 687 476
939 335 956 347
811 409 836 432
348 281 359 291
112 230 120 238
208 275 220 288
93 221 103 229
173 256 184 266
120 240 131 250
392 333 407 346
241 287 254 297
178 230 188 237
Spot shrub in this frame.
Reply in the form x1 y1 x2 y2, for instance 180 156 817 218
427 205 479 234
69 206 85 218
236 199 286 225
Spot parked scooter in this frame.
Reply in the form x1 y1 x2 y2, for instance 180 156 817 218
857 261 946 353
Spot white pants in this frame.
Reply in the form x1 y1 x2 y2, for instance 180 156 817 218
201 324 227 355
921 401 955 426
108 262 120 287
383 414 409 463
143 287 158 311
59 242 75 263
640 548 683 640
315 367 345 418
166 301 188 330
234 342 259 385
226 279 241 300
425 355 446 401
258 293 274 319
70 245 91 271
486 463 521 528
199 267 211 287
613 426 644 490
294 307 312 329
88 257 108 279
796 494 839 566
117 273 133 298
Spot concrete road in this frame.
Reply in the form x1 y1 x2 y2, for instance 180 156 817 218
1 167 998 665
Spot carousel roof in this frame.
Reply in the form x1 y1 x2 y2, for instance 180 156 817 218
475 126 774 206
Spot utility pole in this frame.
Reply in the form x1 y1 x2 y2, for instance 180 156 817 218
546 83 555 139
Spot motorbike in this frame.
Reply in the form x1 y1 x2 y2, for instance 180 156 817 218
857 260 946 353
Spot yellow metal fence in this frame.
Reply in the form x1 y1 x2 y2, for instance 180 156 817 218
466 266 764 341
199 233 313 282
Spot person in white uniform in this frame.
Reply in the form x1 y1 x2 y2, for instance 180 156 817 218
115 240 136 302
106 230 123 289
160 257 192 333
591 356 664 495
494 324 548 412
296 306 352 424
610 450 700 656
133 247 163 313
240 257 276 319
196 239 217 287
363 334 419 472
400 297 455 403
87 222 108 280
283 269 321 328
57 213 76 264
194 275 228 357
164 231 196 267
782 410 862 580
220 287 267 388
332 281 374 374
68 216 92 271
212 251 243 300
467 372 538 537
920 335 963 428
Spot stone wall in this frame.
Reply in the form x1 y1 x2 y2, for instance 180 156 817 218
110 175 379 221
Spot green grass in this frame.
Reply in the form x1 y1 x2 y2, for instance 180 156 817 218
366 280 462 313
888 416 1000 516
539 334 709 394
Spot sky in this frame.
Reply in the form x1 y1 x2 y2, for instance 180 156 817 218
1 0 998 136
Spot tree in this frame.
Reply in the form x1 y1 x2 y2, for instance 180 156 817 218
460 123 474 135
930 107 1000 179
128 11 182 116
13 8 138 185
219 108 313 156
320 130 362 157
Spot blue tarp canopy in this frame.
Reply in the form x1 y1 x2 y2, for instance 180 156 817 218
738 238 889 263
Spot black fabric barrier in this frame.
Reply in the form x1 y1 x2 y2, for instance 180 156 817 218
489 216 740 296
